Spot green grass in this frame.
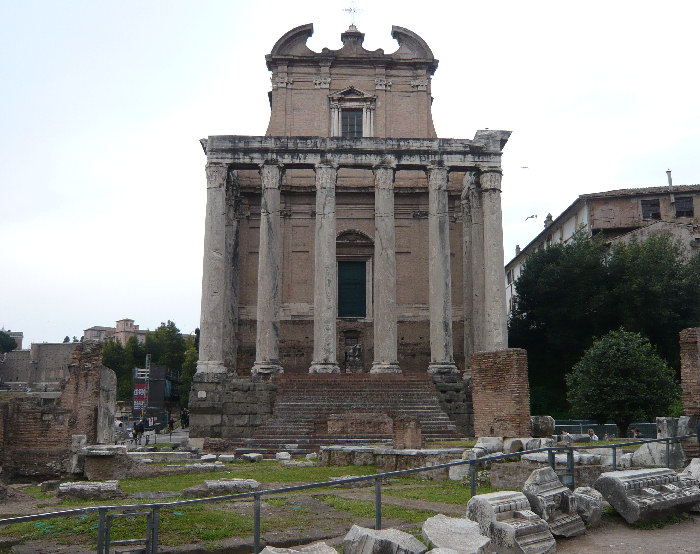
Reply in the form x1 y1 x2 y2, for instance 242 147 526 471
383 480 494 505
319 495 435 523
632 513 694 530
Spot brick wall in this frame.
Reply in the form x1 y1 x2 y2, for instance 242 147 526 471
0 342 114 478
471 348 531 438
679 327 700 416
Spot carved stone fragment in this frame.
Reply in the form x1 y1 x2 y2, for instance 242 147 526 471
522 466 585 537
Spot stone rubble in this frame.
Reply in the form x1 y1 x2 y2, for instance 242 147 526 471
474 437 503 454
466 491 556 554
58 480 122 499
572 486 603 527
261 543 337 554
276 451 292 461
530 416 555 438
594 467 700 524
242 453 264 462
522 466 585 537
421 514 490 553
200 454 217 462
343 524 427 554
218 454 236 462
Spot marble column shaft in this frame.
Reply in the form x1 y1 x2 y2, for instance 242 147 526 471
371 164 401 374
310 162 340 373
481 169 508 350
426 166 458 374
251 162 283 376
461 170 478 373
469 179 486 354
197 162 239 374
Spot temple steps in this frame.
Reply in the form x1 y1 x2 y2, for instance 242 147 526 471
242 372 464 452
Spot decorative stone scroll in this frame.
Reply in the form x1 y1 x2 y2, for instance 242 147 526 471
594 467 700 525
466 491 556 554
522 466 586 537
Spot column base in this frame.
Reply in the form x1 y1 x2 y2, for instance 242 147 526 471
251 361 283 376
370 362 402 374
195 361 227 374
309 362 340 374
428 362 459 375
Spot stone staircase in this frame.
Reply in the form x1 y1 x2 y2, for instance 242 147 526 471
239 373 464 453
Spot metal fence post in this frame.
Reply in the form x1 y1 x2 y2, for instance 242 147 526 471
567 447 575 490
548 449 555 470
254 493 261 554
665 438 671 469
151 507 160 554
612 445 617 471
97 508 107 554
374 477 382 530
470 463 477 498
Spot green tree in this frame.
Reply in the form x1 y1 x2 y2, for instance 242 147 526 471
509 232 700 417
144 321 186 371
0 331 17 353
102 339 133 401
566 329 680 435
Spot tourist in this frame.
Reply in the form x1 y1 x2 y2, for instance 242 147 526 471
587 428 599 441
632 428 643 439
168 416 174 433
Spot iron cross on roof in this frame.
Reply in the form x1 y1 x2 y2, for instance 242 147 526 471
343 1 361 26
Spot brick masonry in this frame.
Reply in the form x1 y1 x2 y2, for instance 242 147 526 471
432 373 473 436
471 348 531 438
0 342 116 478
679 327 700 416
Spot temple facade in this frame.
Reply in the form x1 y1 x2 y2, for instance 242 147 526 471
190 24 510 441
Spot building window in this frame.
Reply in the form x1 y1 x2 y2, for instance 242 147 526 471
341 109 363 138
506 269 513 285
641 199 661 220
675 197 694 217
338 261 366 317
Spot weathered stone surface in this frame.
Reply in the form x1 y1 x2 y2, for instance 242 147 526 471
182 478 260 498
631 441 685 469
261 543 337 554
618 453 634 468
242 453 263 462
466 491 555 554
522 466 585 537
276 451 292 461
83 445 132 480
680 458 700 481
343 524 427 554
128 451 192 463
594 468 700 524
305 452 318 461
503 438 525 454
329 475 381 488
525 438 554 451
218 454 236 462
462 447 487 460
58 480 122 499
474 437 503 454
421 514 489 553
448 460 472 481
530 416 555 438
491 461 605 490
572 486 603 527
200 454 217 462
40 480 60 493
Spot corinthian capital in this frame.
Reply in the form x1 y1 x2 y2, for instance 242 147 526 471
205 162 228 189
479 168 503 192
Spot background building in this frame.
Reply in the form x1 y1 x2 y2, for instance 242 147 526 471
505 184 700 314
84 318 148 345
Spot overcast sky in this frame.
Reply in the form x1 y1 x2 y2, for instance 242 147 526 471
2 1 699 346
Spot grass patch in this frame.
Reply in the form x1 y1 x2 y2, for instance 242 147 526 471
319 495 434 523
384 480 494 505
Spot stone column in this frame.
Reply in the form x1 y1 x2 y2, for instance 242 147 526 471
481 168 508 351
371 162 401 374
461 170 479 374
197 162 237 374
426 166 458 374
251 162 284 376
469 178 485 354
309 162 340 373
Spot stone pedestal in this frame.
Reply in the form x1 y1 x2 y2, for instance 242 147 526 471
310 162 340 374
426 166 458 375
371 164 400 374
480 169 508 351
252 162 283 376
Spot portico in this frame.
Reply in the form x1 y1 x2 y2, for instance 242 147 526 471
196 133 510 377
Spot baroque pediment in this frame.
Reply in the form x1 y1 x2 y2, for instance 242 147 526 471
329 86 376 101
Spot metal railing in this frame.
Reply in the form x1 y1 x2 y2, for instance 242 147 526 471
0 434 695 553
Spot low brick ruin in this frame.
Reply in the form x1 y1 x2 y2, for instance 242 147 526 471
471 348 531 438
0 342 116 478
